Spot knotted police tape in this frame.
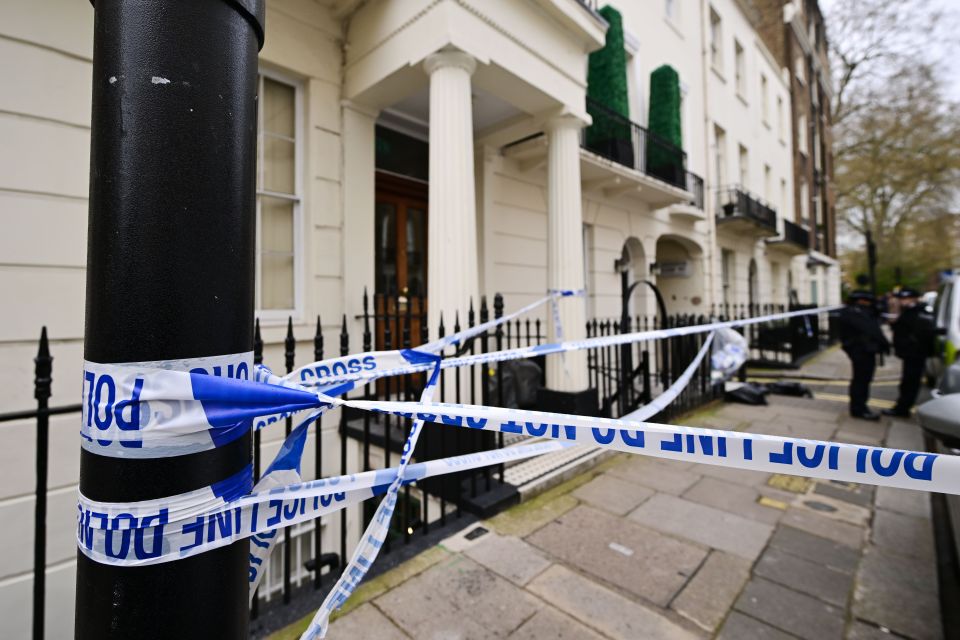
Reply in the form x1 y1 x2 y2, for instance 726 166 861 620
77 297 952 638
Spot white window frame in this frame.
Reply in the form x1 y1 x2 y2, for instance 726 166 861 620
734 39 746 99
709 8 723 73
255 68 304 323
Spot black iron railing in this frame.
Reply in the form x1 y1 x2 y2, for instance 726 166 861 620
782 218 810 248
686 171 705 209
716 186 778 231
582 97 687 190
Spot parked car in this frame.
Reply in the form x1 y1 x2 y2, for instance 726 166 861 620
927 273 960 386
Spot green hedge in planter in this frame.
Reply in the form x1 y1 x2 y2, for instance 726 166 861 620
647 64 684 186
586 6 632 165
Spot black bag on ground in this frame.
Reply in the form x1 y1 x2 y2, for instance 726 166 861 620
765 381 813 397
724 382 769 405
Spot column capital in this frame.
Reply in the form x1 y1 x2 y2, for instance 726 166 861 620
542 111 590 133
423 49 477 76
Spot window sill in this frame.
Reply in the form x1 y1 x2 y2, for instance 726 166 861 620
736 92 748 107
762 119 771 130
711 65 726 83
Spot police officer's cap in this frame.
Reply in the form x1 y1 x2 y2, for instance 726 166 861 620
847 290 874 303
895 288 922 299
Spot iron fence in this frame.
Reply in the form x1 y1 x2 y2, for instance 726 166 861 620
716 186 778 231
8 294 840 637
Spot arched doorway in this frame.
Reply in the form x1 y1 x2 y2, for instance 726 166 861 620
654 235 705 314
620 237 650 317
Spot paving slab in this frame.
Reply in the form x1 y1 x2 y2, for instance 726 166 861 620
629 493 774 560
507 607 605 640
813 481 875 508
834 430 886 446
871 508 934 561
781 506 865 548
753 546 853 607
527 505 706 606
846 620 902 640
571 472 654 515
875 485 932 519
853 544 942 640
607 457 702 495
794 492 871 527
374 555 540 638
734 577 845 640
683 477 783 525
670 550 752 632
527 564 697 640
716 611 796 640
885 421 924 451
767 525 860 574
463 533 551 586
695 463 771 487
326 603 410 640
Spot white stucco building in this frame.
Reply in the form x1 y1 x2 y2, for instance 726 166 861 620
0 1 840 636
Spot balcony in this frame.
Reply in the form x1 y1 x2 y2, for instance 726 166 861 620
502 98 694 208
715 186 779 237
766 218 810 256
582 97 687 190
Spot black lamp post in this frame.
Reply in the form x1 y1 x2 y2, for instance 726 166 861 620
77 1 264 637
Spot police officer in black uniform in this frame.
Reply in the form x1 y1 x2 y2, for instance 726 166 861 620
838 291 889 420
883 288 935 417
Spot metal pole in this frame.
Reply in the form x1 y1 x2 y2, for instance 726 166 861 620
77 2 264 638
866 229 878 298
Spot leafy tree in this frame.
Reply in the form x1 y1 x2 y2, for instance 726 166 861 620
826 0 960 291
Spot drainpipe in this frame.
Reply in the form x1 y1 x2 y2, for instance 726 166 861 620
77 1 264 637
698 0 717 310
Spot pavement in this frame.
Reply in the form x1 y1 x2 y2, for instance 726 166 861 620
272 346 943 640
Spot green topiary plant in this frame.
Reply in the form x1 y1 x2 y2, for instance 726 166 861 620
647 64 685 186
586 6 633 166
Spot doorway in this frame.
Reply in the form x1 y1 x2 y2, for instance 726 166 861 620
375 171 428 349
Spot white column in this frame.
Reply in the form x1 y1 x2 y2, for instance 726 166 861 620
545 115 589 391
424 49 479 338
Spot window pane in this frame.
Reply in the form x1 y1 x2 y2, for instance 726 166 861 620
264 136 295 194
406 207 426 297
264 78 295 138
375 202 398 296
260 196 295 310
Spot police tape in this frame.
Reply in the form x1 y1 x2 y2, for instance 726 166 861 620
288 304 840 389
76 300 858 638
80 304 839 458
76 436 571 567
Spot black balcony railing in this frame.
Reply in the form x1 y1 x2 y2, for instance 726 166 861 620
716 186 777 231
685 171 704 209
782 218 810 248
582 97 687 190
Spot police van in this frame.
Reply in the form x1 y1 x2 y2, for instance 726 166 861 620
929 270 960 385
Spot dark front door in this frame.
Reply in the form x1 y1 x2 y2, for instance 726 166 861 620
375 172 427 351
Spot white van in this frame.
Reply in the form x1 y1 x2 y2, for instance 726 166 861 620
929 273 960 385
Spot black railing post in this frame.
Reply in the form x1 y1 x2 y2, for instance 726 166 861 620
32 328 51 640
251 320 263 619
77 2 263 637
493 294 505 483
282 318 295 603
339 315 349 566
313 315 324 590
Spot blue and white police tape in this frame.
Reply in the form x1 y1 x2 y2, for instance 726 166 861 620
79 290 579 459
76 438 572 568
289 304 841 389
327 398 950 494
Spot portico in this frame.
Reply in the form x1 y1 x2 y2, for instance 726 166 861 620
339 0 606 393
